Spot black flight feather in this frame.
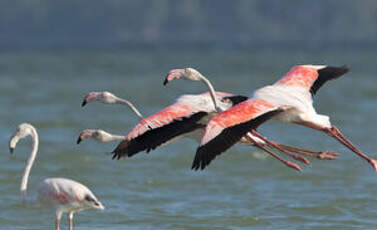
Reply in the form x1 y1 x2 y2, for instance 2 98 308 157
221 95 249 106
112 112 207 159
191 108 284 170
310 66 350 96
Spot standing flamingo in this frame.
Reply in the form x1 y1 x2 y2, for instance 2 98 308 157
164 68 338 169
191 65 377 172
9 123 104 230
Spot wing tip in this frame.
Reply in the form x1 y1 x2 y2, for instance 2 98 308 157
111 141 130 160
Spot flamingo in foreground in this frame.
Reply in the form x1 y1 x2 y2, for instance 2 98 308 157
192 65 377 172
9 123 104 230
164 68 338 170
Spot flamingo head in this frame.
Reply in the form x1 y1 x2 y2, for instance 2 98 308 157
163 67 203 85
82 194 105 210
9 123 35 154
81 91 118 107
77 129 113 144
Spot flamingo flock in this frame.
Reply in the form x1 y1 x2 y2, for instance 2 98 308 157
7 64 376 229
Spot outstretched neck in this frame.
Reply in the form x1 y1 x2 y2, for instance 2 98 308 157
21 128 38 203
199 75 222 112
115 97 143 120
103 134 125 142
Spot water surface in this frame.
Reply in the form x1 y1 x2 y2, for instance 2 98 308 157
1 50 377 229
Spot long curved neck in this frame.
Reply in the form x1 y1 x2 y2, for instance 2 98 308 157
103 134 125 142
115 97 143 120
21 129 38 203
199 75 222 112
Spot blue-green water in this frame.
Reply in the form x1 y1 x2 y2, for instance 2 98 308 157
1 50 377 229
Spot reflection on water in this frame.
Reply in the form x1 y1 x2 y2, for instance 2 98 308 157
1 50 377 229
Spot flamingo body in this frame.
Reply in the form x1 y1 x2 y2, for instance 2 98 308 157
38 178 104 217
193 65 377 172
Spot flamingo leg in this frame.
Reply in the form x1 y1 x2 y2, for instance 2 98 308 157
251 130 310 165
68 212 74 230
275 143 339 160
56 218 60 230
245 133 302 171
324 125 377 172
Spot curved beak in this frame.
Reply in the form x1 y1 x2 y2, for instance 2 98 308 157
95 201 105 210
81 92 101 107
76 136 83 144
9 134 19 155
163 69 184 86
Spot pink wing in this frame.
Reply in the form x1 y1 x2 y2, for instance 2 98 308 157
192 99 282 170
126 104 199 139
274 65 349 96
112 103 208 159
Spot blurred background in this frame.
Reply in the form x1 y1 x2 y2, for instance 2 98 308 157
1 1 377 229
1 0 377 50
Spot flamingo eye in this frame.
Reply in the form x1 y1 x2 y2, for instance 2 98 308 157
84 195 95 202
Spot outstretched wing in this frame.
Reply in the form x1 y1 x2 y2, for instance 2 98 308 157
192 99 283 170
112 103 207 159
275 65 349 96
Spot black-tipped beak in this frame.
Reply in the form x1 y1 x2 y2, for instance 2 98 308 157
163 78 168 86
77 137 82 144
10 147 14 154
81 100 87 107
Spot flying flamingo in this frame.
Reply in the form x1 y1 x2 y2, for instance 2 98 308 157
192 65 377 172
77 129 124 144
9 123 104 230
81 91 143 119
164 68 338 169
111 90 248 159
107 69 250 159
79 91 143 145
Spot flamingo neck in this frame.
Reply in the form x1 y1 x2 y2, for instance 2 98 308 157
115 97 143 120
103 134 125 142
199 75 222 112
21 128 38 203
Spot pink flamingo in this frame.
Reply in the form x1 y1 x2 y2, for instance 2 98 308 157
192 65 377 172
165 68 338 170
9 123 104 230
113 68 336 169
111 69 250 159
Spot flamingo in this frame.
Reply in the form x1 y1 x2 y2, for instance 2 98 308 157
79 90 247 159
111 90 248 159
81 91 143 120
164 68 338 170
77 129 124 144
109 69 250 159
192 65 377 172
79 91 143 145
9 123 104 230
